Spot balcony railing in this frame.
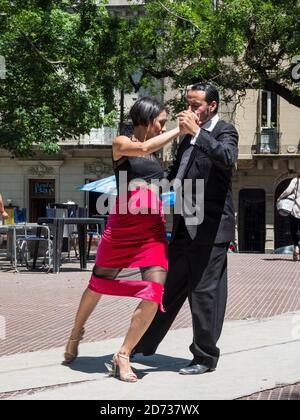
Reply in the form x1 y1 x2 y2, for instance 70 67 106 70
254 128 280 154
79 127 118 146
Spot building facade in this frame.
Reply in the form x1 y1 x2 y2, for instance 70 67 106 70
233 90 300 252
0 130 116 222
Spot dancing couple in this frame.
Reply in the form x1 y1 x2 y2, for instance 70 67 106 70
63 83 239 382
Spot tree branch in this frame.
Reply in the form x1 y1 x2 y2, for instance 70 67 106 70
156 0 201 32
264 79 300 108
128 73 143 92
20 30 64 66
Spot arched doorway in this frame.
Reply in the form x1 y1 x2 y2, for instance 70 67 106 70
274 178 293 249
238 189 266 253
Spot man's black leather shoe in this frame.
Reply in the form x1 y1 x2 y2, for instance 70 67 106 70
179 363 215 375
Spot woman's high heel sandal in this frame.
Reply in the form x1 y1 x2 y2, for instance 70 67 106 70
293 246 300 261
105 353 138 383
63 328 85 364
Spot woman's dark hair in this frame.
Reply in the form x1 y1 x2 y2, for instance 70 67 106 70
130 97 167 127
190 82 220 113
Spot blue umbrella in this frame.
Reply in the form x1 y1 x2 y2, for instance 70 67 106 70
78 175 117 195
78 176 176 205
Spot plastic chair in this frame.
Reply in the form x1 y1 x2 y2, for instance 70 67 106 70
78 208 103 260
14 208 27 224
5 208 15 225
78 207 89 218
45 207 56 218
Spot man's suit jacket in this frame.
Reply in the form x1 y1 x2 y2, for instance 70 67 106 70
167 119 239 245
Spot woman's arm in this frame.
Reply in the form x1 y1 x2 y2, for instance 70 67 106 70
113 127 180 160
0 194 8 220
277 178 297 201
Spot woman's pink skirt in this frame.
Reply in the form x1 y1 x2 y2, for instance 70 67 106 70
88 189 168 311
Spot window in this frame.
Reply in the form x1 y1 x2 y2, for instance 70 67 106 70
261 91 278 128
258 91 279 153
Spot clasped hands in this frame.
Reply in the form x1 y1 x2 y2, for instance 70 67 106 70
178 111 200 137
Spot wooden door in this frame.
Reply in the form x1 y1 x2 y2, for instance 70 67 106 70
29 179 55 222
239 189 266 253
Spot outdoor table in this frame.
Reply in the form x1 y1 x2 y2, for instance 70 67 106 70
37 217 107 273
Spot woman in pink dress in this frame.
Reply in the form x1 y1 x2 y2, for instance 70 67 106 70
63 97 183 382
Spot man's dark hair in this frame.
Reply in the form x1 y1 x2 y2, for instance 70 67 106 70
130 97 167 127
190 83 220 113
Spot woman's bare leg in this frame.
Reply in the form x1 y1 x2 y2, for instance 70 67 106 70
65 266 120 361
113 300 159 380
120 300 160 354
115 267 167 379
70 287 102 338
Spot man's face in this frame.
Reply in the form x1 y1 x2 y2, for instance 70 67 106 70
186 90 217 126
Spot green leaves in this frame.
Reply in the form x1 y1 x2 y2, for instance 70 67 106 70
1 0 300 156
121 0 300 109
0 0 116 156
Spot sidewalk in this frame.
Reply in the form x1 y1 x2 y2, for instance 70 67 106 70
1 313 300 400
0 254 300 400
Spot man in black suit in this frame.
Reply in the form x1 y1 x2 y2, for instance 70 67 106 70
133 83 239 374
